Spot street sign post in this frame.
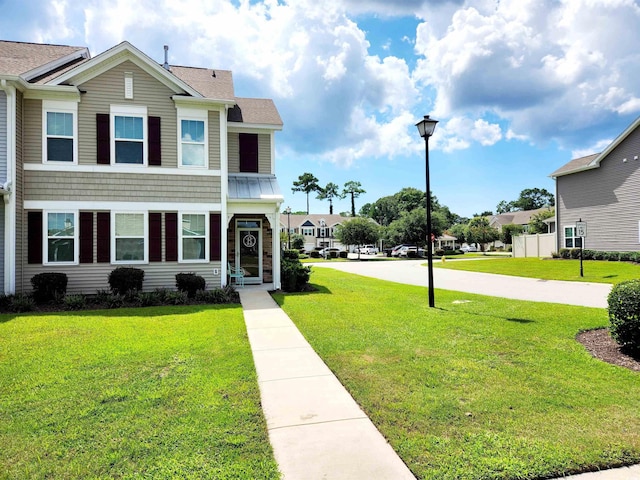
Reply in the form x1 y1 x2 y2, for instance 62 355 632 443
576 219 587 277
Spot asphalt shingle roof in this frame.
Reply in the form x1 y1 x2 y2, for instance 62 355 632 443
550 153 599 177
0 40 87 77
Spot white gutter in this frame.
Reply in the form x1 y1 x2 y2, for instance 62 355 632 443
0 79 16 294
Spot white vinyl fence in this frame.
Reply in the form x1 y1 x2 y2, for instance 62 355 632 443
512 233 555 258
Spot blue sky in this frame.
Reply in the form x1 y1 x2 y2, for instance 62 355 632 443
3 0 640 218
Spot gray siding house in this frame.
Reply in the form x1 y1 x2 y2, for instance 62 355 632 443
0 40 283 294
551 116 640 252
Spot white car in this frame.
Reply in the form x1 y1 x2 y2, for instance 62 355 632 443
358 245 379 254
397 246 418 257
318 247 341 257
461 245 478 252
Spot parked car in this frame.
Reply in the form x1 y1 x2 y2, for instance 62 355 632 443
461 245 478 252
318 247 342 257
358 245 379 254
397 246 418 257
390 244 414 257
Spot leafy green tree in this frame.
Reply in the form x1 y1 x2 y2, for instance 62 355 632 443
473 210 493 217
466 216 499 251
448 223 468 246
292 173 320 214
316 182 341 215
385 207 446 247
516 188 555 210
395 187 425 213
528 209 554 234
290 234 305 250
342 181 366 217
364 196 400 226
334 217 380 259
501 224 524 245
496 200 517 214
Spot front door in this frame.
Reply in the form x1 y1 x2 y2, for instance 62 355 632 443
236 220 262 284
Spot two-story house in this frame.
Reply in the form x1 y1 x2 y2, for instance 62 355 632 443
0 40 283 294
280 214 346 252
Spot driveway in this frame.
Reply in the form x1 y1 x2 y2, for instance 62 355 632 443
310 259 611 308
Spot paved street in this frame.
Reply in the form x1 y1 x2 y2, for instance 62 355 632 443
310 259 612 308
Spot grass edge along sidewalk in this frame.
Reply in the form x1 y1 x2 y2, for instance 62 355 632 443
434 256 640 284
0 304 279 479
273 268 640 480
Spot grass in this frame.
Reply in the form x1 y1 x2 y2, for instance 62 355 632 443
0 305 279 479
436 256 640 284
273 269 640 480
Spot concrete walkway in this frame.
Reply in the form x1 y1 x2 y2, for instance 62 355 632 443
239 262 638 479
239 288 415 479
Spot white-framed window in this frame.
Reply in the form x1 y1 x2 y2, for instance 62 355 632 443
112 212 148 263
302 227 314 236
179 213 208 262
111 105 147 165
178 108 208 168
44 210 78 264
43 100 78 164
564 226 583 248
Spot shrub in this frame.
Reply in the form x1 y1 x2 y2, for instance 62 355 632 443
309 251 321 259
435 249 445 256
30 272 68 303
581 249 595 260
175 273 206 298
558 248 571 259
594 251 606 260
136 291 163 307
106 294 125 309
608 279 640 354
283 249 300 260
619 251 634 262
164 290 189 305
551 251 560 259
604 251 620 262
281 255 311 292
10 294 35 313
108 267 144 295
64 294 87 311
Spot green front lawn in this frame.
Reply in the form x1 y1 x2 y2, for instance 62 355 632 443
273 269 640 480
436 257 640 284
0 305 279 479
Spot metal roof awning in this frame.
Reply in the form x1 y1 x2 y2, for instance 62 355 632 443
228 174 283 202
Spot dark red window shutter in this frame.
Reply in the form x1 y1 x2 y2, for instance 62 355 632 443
148 116 161 166
165 213 178 262
149 213 162 262
210 213 222 261
79 212 94 263
96 114 110 164
27 211 43 264
239 133 258 173
96 212 110 263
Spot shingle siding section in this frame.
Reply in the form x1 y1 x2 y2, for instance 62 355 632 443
557 127 640 251
24 171 221 203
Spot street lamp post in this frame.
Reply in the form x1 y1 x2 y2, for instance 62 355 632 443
285 206 292 250
416 115 439 308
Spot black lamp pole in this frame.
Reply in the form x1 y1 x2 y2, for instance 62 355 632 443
416 115 438 308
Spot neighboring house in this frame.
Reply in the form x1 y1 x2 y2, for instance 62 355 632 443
489 207 555 248
550 116 640 252
0 40 284 294
436 234 457 250
280 214 346 251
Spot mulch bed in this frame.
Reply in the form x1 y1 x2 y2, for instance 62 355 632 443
576 328 640 372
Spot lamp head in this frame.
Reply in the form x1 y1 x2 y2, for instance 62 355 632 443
416 115 438 138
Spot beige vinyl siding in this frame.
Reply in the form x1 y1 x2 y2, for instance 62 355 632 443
15 91 25 292
77 60 178 166
24 171 221 203
557 127 640 252
22 262 223 294
23 98 42 164
208 111 221 169
227 132 272 174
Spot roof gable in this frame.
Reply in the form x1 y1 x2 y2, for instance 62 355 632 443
50 41 201 97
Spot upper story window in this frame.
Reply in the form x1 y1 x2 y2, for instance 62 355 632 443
43 100 78 164
178 108 208 168
111 105 147 165
45 211 78 264
239 133 259 173
302 227 314 236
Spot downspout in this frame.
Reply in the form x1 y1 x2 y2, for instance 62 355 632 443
0 79 16 294
220 106 229 286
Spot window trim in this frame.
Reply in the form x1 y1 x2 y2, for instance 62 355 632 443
177 108 208 169
179 212 209 263
43 209 79 265
110 105 148 166
564 225 583 249
42 100 78 164
302 227 314 236
111 211 148 264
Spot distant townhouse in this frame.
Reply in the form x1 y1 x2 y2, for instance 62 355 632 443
0 40 284 293
551 116 640 252
279 214 347 252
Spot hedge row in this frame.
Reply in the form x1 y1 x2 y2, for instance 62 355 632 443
555 248 640 262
